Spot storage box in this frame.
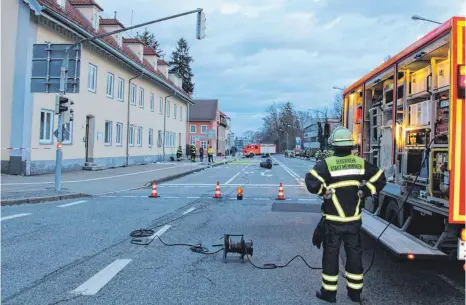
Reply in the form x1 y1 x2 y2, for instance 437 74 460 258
409 100 432 126
436 59 450 88
410 66 432 95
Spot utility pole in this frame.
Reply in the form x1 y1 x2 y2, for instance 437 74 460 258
54 9 206 191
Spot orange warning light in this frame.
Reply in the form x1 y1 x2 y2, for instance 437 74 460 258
407 254 415 260
237 187 243 194
460 228 466 241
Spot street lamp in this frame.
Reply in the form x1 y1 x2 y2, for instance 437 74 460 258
411 15 442 25
333 86 345 91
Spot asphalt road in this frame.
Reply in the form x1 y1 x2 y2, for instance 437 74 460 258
1 155 464 304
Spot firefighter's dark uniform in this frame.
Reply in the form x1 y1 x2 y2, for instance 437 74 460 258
177 146 183 160
305 151 386 302
199 147 204 162
190 145 196 162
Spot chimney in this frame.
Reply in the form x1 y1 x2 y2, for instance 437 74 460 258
168 71 183 89
99 17 125 47
123 38 144 62
143 46 159 70
158 59 169 78
69 0 103 31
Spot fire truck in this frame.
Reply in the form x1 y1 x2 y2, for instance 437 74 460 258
342 16 465 260
243 144 276 157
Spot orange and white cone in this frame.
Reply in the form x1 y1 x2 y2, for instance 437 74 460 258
277 182 285 200
213 181 222 198
148 181 159 198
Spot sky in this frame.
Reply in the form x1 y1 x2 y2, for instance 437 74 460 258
97 0 465 136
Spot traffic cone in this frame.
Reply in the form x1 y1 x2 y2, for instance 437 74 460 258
277 182 285 200
213 181 222 198
148 181 159 198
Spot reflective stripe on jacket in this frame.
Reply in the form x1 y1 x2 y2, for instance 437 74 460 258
208 148 215 155
305 153 386 222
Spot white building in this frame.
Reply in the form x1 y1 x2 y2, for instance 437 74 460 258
303 118 341 152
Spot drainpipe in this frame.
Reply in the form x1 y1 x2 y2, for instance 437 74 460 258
126 72 144 167
163 90 176 162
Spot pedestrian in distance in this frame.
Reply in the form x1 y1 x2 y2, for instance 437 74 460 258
199 146 204 162
208 145 215 163
176 146 183 161
305 126 386 303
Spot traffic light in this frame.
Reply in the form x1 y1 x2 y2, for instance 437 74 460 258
196 9 206 40
324 122 330 137
63 99 74 124
55 95 69 114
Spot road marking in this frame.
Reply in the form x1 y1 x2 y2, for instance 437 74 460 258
187 196 200 199
228 198 237 200
101 195 116 198
1 213 32 221
182 207 195 215
225 171 242 185
122 196 137 198
437 274 465 295
298 198 318 201
184 186 195 188
164 196 179 199
57 200 87 208
254 198 270 200
71 259 132 296
148 225 171 241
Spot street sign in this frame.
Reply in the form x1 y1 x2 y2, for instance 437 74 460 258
53 126 70 139
295 137 301 149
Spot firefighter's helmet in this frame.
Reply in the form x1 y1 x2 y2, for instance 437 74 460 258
328 126 353 147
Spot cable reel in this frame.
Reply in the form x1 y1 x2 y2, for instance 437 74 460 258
213 234 253 263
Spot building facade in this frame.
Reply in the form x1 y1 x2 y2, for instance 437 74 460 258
303 118 341 152
188 99 219 153
1 0 192 175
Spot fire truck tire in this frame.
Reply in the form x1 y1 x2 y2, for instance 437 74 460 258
384 199 403 228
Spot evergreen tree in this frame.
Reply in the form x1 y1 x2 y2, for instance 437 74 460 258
137 28 165 58
169 38 195 94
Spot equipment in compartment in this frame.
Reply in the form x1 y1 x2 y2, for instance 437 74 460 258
410 66 432 95
434 98 449 144
431 150 449 199
436 59 450 89
409 100 432 126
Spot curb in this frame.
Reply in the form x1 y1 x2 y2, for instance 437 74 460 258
143 160 232 187
1 193 91 206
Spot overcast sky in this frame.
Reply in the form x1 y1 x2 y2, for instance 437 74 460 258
97 0 464 136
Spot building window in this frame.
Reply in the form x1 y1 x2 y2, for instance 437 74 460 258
171 132 175 147
128 125 134 146
150 93 154 112
190 125 196 133
166 101 170 117
148 128 154 147
117 78 124 101
88 63 97 92
174 104 177 119
63 122 73 144
106 73 114 98
57 0 65 8
137 126 143 146
159 97 163 114
116 123 123 146
201 125 207 134
164 131 169 147
39 109 53 144
93 12 99 30
180 106 183 121
130 83 136 105
104 121 112 145
139 87 144 108
201 141 208 150
157 130 162 147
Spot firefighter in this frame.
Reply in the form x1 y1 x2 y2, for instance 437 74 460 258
176 146 183 161
305 126 386 303
207 145 215 163
190 145 196 162
199 146 204 162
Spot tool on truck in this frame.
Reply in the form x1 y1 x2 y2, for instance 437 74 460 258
341 16 466 261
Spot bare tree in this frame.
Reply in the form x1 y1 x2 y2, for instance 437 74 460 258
331 93 343 122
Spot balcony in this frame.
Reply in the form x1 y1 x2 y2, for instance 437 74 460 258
219 116 229 128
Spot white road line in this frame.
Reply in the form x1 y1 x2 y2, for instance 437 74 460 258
57 200 87 208
71 259 132 296
437 274 465 295
148 225 171 241
184 186 195 188
228 198 237 200
122 196 137 198
164 196 179 199
254 198 270 200
182 207 195 215
187 196 200 199
298 198 318 201
1 213 32 221
225 171 242 185
100 195 116 198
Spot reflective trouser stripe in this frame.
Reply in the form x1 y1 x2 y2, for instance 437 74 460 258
366 182 376 195
323 213 362 222
345 272 363 280
322 273 339 282
347 281 363 290
331 193 346 218
322 282 338 291
327 180 361 188
369 169 384 183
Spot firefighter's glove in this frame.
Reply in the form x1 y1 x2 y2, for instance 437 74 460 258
358 182 372 199
312 217 325 249
323 188 334 200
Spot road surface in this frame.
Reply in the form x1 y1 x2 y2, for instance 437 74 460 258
1 155 464 304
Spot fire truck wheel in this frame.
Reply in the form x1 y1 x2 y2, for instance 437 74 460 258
384 199 403 228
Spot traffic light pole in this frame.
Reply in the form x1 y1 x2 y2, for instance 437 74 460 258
55 113 63 192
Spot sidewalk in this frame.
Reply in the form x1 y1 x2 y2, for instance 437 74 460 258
1 157 234 205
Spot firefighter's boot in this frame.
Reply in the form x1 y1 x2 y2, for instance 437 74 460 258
316 289 336 303
347 290 361 303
